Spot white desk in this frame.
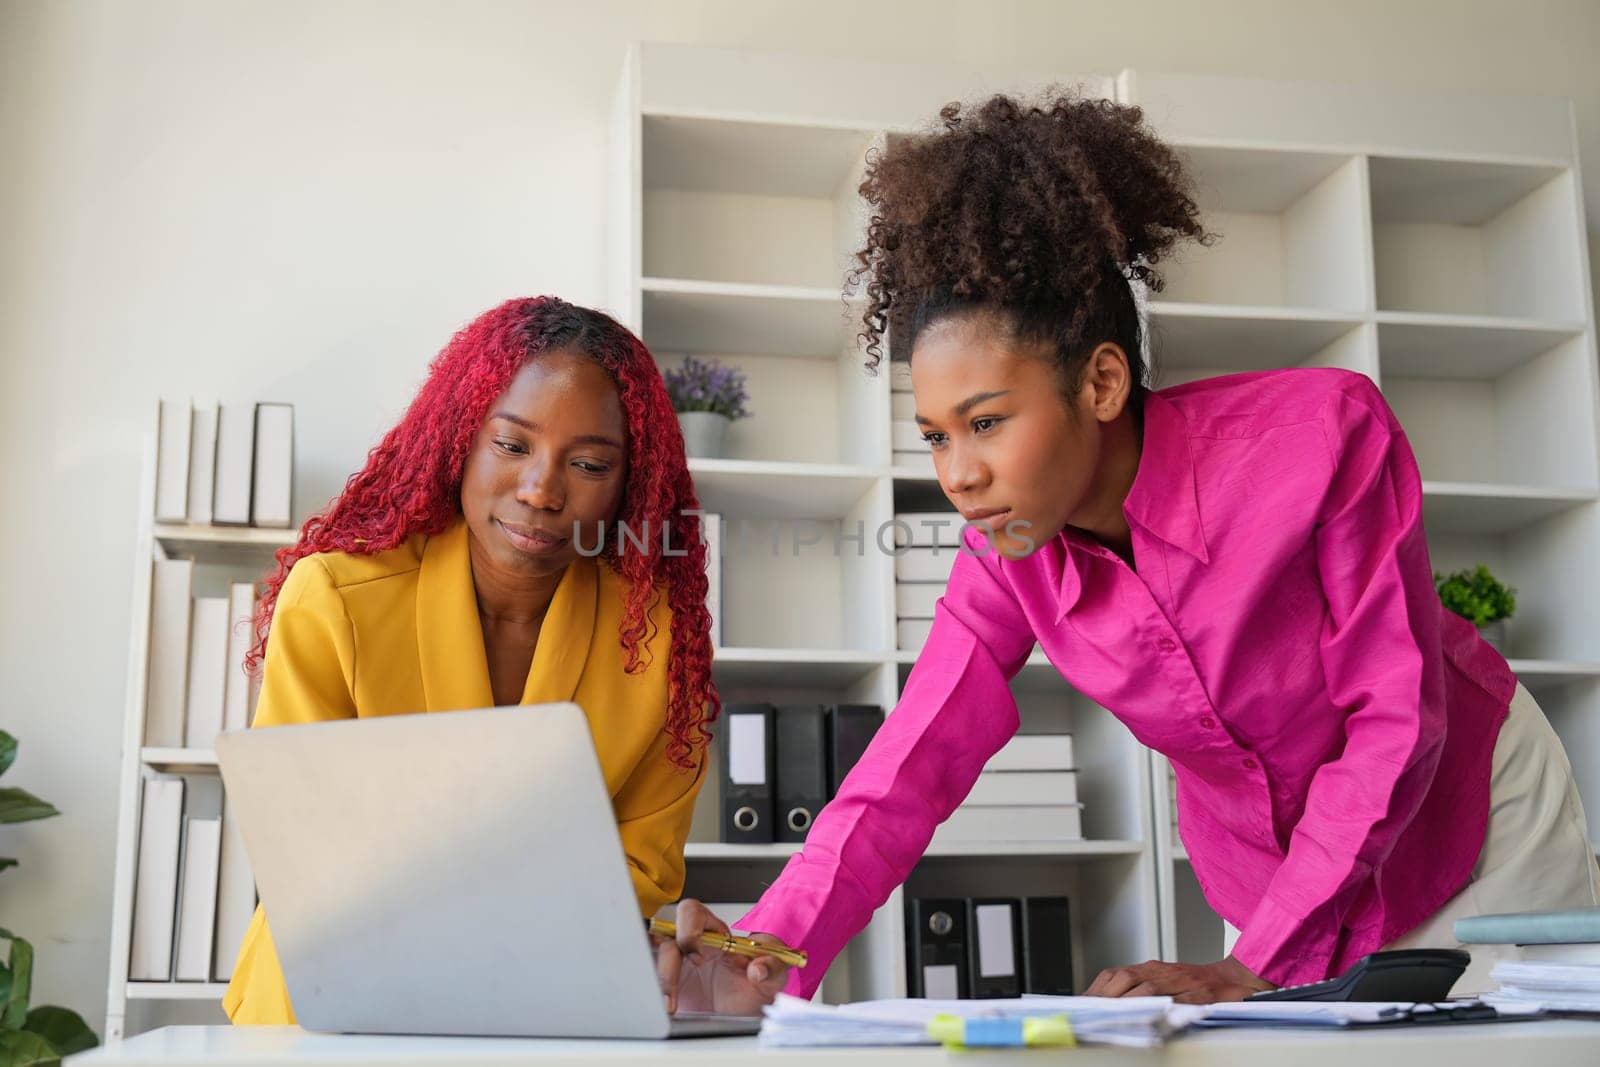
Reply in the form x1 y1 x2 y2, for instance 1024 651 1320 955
66 1021 1600 1067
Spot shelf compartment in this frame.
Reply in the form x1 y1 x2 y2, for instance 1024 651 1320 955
1146 304 1365 371
1153 147 1367 313
643 114 875 200
1376 312 1584 380
1370 156 1584 321
1384 334 1598 490
1422 482 1597 536
641 278 856 359
641 117 873 290
1427 502 1600 665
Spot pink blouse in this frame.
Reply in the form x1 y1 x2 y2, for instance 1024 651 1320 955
738 368 1515 995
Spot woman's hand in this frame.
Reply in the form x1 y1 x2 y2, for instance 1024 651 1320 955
653 898 793 1016
1085 955 1275 1004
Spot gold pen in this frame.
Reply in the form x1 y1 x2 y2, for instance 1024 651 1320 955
646 918 808 968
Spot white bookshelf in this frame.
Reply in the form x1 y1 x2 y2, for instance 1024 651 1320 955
1122 67 1600 962
105 441 280 1041
612 46 1600 997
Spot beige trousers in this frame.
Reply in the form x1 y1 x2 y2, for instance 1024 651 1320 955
1223 683 1600 995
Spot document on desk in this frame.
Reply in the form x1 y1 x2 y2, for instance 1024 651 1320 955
759 993 1180 1048
1484 960 1600 1013
1185 1000 1546 1029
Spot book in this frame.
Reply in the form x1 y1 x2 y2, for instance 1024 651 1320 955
966 771 1079 807
893 512 965 548
251 402 294 528
222 582 258 733
212 799 257 981
932 804 1084 844
891 420 930 453
895 582 942 621
892 451 935 477
154 398 191 523
984 735 1075 773
1456 906 1600 945
173 816 223 981
212 403 256 525
128 777 185 981
183 597 229 749
894 546 959 584
185 404 218 525
896 618 933 650
144 559 194 748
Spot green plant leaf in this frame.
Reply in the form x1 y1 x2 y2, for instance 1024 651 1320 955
23 1006 97 1057
0 930 32 1028
0 1028 59 1067
0 733 15 779
0 859 15 875
0 790 57 825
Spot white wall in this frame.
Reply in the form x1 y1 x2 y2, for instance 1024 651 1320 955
3 0 1598 1034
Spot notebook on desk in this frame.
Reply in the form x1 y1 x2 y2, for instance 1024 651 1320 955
215 703 759 1039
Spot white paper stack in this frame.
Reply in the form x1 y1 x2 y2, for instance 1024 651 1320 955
1485 960 1600 1012
935 734 1083 844
759 993 1181 1049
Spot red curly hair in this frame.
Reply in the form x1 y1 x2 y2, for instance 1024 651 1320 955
247 296 718 768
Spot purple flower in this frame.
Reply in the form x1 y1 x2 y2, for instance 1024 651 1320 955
664 355 751 420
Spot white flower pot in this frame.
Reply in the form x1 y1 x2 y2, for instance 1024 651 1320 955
677 411 731 459
1479 619 1508 653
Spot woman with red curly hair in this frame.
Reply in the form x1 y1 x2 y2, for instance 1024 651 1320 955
222 296 717 1025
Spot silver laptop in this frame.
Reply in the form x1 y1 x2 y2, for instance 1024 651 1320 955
215 702 760 1038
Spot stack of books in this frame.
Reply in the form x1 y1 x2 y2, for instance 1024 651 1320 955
888 362 931 475
933 734 1083 845
155 398 294 528
1460 906 1600 1011
893 512 962 650
128 776 256 984
144 565 259 750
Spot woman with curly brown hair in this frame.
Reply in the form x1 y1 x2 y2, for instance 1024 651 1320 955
223 296 718 1024
659 92 1598 1009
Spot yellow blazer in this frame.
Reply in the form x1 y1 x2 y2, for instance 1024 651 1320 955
222 518 705 1025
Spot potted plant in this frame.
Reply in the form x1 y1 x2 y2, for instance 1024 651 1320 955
663 356 750 460
1435 564 1517 651
1 731 99 1066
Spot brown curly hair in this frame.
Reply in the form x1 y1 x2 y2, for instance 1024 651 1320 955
849 91 1212 406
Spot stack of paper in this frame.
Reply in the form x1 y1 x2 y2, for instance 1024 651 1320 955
759 993 1181 1049
1484 960 1600 1013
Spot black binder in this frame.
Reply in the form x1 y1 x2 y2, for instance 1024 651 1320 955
905 897 969 999
1021 896 1074 994
966 897 1023 998
718 702 775 843
774 704 828 843
826 703 884 797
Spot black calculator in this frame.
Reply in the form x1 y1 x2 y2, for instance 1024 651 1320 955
1248 949 1471 1002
